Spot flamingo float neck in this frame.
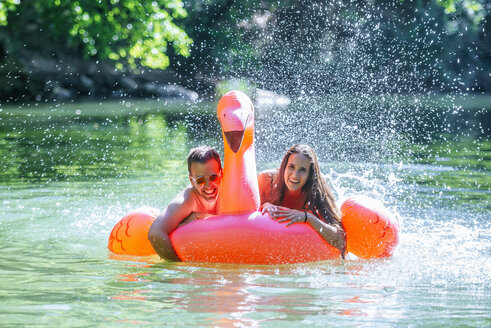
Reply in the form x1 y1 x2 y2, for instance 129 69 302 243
217 91 260 215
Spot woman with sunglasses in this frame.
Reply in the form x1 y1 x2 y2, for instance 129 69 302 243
148 146 222 261
258 144 347 257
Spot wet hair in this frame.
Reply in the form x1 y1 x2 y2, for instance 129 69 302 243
270 144 342 226
186 146 222 173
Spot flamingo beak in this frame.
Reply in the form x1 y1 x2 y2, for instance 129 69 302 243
224 130 244 153
220 109 251 153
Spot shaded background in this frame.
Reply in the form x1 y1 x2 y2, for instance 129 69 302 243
0 0 489 102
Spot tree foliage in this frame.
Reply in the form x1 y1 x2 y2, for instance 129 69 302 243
0 0 192 70
173 0 489 94
0 0 20 26
0 0 489 99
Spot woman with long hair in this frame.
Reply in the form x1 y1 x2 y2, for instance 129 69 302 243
258 144 346 257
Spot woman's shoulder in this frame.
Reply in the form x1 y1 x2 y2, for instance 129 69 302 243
258 169 278 184
258 169 278 201
258 169 278 178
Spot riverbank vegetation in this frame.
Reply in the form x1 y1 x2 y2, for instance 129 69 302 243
0 0 489 103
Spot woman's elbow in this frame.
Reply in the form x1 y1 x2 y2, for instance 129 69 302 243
336 227 347 256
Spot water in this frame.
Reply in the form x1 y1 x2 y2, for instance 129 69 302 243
0 99 490 327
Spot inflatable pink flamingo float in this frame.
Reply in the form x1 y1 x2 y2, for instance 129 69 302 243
170 91 342 264
108 91 399 263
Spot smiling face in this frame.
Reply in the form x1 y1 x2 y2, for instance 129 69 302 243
283 153 311 193
189 159 222 202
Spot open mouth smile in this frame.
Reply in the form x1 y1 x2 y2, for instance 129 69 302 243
202 186 218 199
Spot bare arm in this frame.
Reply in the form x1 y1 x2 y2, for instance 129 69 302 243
257 169 276 205
304 212 346 257
272 206 346 257
148 188 197 261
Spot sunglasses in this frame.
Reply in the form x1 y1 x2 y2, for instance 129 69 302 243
190 173 220 186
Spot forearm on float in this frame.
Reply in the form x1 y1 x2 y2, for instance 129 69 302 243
148 192 197 262
147 217 181 261
306 212 346 256
267 205 347 257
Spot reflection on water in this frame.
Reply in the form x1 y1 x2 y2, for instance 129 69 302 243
0 114 190 183
103 253 489 327
0 100 221 184
0 99 489 326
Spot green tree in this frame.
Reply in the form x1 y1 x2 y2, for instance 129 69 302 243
0 0 20 26
173 0 489 95
0 0 192 70
165 0 262 94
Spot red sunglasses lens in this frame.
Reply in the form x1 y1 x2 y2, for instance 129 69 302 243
195 177 206 185
194 174 219 185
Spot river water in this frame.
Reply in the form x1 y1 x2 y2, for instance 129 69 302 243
0 98 489 327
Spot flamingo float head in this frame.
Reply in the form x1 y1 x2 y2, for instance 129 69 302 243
216 91 259 214
217 90 254 153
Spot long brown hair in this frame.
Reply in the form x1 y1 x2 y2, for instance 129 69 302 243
270 144 342 226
